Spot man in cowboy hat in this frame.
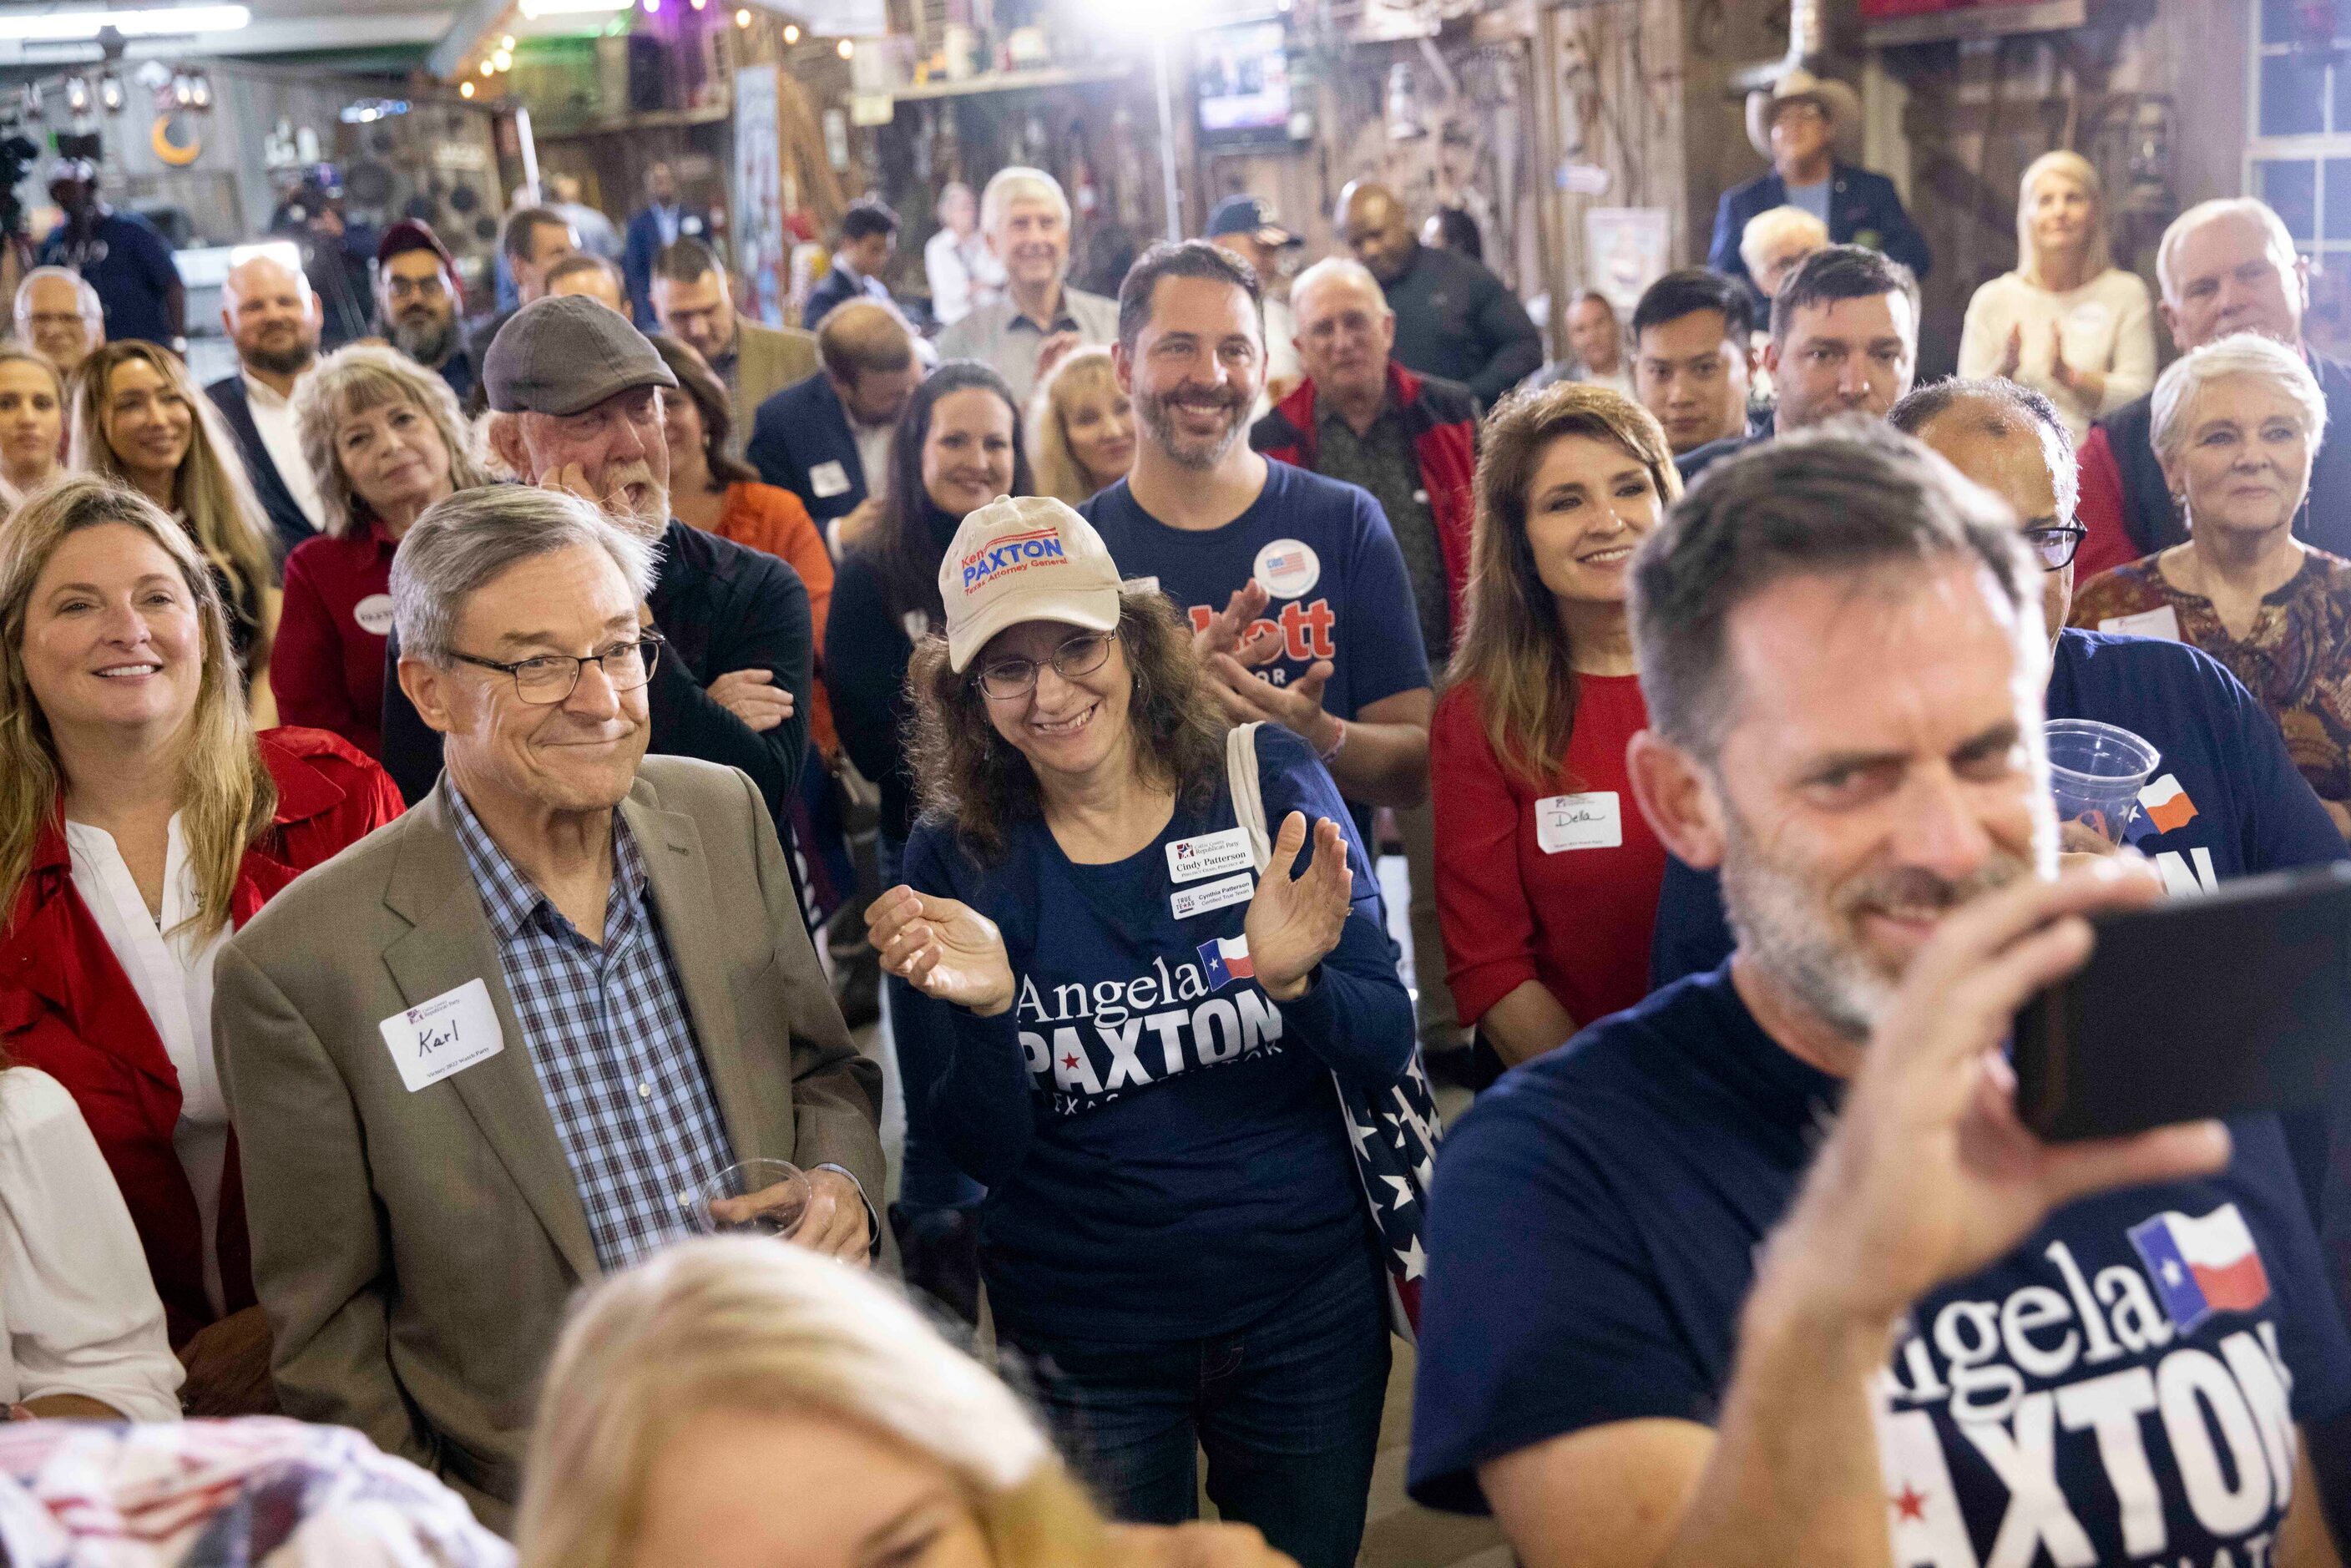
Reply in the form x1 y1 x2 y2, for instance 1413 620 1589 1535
1706 68 1932 301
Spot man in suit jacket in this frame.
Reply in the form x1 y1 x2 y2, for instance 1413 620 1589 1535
747 300 919 549
214 483 884 1530
205 250 325 559
624 162 715 326
651 236 816 458
1707 69 1932 297
804 198 898 331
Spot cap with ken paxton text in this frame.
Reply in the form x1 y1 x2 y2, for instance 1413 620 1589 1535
941 495 1124 674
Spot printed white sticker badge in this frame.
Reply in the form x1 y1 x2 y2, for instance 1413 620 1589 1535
1253 539 1321 599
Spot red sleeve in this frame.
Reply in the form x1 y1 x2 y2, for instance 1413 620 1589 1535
1428 684 1545 1026
268 545 365 748
2074 427 2145 579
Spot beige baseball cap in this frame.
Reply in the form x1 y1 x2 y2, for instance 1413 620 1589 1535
939 494 1123 673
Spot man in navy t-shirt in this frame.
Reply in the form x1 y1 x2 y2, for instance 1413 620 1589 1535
1410 427 2351 1565
1080 241 1432 842
38 161 184 350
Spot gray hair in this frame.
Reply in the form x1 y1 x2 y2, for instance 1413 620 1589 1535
392 485 656 665
2149 331 2328 468
979 167 1069 237
1738 205 1829 281
2156 198 2298 308
1889 376 2081 529
298 343 493 539
12 266 102 331
1289 256 1389 321
1631 420 2036 758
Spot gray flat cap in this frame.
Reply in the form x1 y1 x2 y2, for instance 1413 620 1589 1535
483 294 677 416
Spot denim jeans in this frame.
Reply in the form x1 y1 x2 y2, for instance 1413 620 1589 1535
1010 1245 1392 1568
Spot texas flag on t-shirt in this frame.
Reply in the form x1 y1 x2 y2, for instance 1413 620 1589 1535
2127 1202 2273 1335
2140 773 2199 835
1197 935 1255 990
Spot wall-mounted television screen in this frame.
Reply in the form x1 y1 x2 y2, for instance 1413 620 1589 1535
1196 19 1292 143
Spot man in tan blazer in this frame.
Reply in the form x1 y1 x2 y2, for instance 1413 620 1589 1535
213 483 883 1532
650 235 816 455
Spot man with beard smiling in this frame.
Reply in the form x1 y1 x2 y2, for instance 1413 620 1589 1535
373 296 812 833
206 250 327 557
375 221 478 409
1081 240 1433 847
1408 424 2351 1568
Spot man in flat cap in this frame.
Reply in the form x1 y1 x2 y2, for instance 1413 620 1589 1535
372 295 813 832
215 333 882 1527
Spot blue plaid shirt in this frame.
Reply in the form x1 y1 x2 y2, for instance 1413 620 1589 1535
451 788 738 1272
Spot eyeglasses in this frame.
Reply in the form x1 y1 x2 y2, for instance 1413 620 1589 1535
973 630 1115 701
2021 525 2087 571
449 634 665 704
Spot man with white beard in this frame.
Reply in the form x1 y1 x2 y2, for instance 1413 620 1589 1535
372 295 811 825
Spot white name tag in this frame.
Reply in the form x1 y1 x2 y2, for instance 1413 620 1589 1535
1171 870 1255 920
1166 826 1255 884
1535 792 1624 853
2099 604 2183 644
809 459 852 498
378 978 505 1093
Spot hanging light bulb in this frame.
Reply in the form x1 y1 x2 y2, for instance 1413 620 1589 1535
65 77 89 114
835 36 852 58
189 71 211 109
733 7 750 23
781 21 797 40
499 32 515 48
98 73 125 112
460 78 477 97
493 47 513 68
480 58 496 74
642 0 660 13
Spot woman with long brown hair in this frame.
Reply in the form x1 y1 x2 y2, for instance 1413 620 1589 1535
1430 383 1677 1073
0 476 401 1414
70 340 281 722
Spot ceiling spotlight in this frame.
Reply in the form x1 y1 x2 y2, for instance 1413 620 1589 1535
98 73 124 111
460 78 476 97
734 7 750 23
835 36 851 57
65 77 90 114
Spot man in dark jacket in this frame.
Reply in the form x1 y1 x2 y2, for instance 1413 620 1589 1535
1707 69 1932 297
375 296 811 827
747 300 920 551
1337 181 1540 410
205 250 325 559
804 199 897 330
2075 195 2351 575
623 161 715 326
1250 253 1476 1064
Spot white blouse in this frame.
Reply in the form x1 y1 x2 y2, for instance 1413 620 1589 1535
1956 267 2158 443
64 812 234 1320
0 1067 183 1419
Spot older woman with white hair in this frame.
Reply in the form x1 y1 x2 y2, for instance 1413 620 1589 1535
1958 149 2156 441
1737 205 1828 306
2072 331 2351 833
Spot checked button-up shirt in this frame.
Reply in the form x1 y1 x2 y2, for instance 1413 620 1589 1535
451 788 738 1272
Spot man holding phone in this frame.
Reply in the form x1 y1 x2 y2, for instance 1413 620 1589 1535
1410 427 2351 1568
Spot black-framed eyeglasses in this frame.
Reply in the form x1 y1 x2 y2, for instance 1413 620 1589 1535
973 630 1115 701
2022 525 2087 571
449 633 665 704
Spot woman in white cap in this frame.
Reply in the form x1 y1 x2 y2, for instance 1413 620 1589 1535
867 495 1418 1568
1958 149 2156 443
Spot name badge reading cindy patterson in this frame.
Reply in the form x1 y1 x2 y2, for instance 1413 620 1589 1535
378 978 505 1093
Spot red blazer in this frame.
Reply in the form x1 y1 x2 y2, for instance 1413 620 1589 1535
0 728 403 1345
274 524 398 759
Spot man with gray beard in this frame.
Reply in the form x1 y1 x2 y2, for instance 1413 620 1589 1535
1408 424 2351 1568
373 295 812 828
375 221 479 409
1081 240 1433 847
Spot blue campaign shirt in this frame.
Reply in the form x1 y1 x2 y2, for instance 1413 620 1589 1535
1408 967 2351 1566
1081 462 1432 734
900 726 1416 1343
1651 630 2349 991
38 211 179 346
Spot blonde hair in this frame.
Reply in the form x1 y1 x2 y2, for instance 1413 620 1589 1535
296 343 492 540
1026 346 1124 507
1738 205 1829 285
1449 382 1681 786
0 348 67 518
70 341 276 664
0 476 274 938
517 1239 1112 1568
2016 150 2114 290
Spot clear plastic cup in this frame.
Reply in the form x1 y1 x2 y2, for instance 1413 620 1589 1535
2045 718 2161 845
689 1158 811 1239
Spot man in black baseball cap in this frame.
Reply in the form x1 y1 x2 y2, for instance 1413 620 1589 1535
1203 194 1305 407
376 293 814 828
376 218 475 405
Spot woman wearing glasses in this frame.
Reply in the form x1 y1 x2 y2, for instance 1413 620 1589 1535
868 497 1413 1568
0 477 400 1417
2072 334 2351 837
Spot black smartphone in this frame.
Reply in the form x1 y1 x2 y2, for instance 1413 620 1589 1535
2010 861 2351 1141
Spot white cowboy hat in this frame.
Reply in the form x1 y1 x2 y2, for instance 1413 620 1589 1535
1744 67 1865 162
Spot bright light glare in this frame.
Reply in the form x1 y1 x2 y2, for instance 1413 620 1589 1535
781 21 797 39
0 4 250 41
517 0 628 18
460 79 476 96
835 36 852 57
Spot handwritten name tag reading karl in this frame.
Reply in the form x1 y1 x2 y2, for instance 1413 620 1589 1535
378 977 505 1093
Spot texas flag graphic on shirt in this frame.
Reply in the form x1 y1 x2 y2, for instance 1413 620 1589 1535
2126 1202 2273 1335
1196 935 1255 990
2139 773 2199 835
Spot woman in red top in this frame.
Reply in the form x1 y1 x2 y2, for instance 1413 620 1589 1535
274 345 493 756
0 477 402 1414
1430 383 1676 1071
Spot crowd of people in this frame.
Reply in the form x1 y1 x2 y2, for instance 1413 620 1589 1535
9 61 2351 1568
